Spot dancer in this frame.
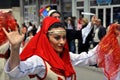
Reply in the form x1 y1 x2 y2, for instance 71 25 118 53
4 16 97 80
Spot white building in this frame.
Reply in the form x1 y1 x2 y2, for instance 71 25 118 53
74 0 120 28
19 0 120 28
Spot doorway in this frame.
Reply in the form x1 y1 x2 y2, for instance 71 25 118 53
97 8 111 28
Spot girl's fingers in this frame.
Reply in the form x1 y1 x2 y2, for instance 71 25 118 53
2 27 8 35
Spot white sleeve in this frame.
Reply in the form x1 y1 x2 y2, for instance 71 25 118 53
70 45 97 66
4 55 46 79
82 22 93 44
27 26 33 32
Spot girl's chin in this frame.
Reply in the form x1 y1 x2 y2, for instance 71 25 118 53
56 50 64 54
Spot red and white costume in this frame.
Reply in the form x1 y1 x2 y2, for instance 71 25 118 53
5 17 97 80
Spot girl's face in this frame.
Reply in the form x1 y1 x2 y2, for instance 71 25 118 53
21 27 27 34
48 27 66 54
51 13 61 20
67 19 71 24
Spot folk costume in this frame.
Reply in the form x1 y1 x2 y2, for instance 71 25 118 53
5 17 97 80
20 16 76 80
97 24 120 80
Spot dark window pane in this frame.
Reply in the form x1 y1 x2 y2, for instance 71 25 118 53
112 0 120 5
77 1 84 7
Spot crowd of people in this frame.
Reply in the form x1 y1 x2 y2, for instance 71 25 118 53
0 9 120 80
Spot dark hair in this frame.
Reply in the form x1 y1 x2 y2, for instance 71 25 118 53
47 22 66 38
50 11 61 17
48 22 65 31
22 23 27 28
29 22 33 26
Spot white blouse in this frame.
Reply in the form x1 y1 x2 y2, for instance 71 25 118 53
4 46 97 80
82 22 93 44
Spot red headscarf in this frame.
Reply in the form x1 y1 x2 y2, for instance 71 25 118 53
20 17 75 78
0 11 17 46
97 24 120 80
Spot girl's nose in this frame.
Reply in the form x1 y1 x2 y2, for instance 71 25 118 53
59 38 66 44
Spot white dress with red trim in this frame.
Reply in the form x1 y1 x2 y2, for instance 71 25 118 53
4 46 97 80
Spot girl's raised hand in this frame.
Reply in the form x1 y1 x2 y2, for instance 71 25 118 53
2 27 25 47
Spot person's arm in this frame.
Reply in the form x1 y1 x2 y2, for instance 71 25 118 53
70 45 98 66
2 28 24 70
82 22 93 44
66 22 94 40
66 15 97 41
4 55 46 78
9 44 21 70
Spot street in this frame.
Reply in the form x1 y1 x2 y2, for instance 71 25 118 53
10 66 105 80
75 66 105 80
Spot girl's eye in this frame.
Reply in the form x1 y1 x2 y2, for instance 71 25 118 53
54 35 66 40
63 36 66 40
54 36 61 40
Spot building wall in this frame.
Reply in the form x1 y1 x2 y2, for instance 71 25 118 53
0 0 11 8
0 0 21 25
0 0 19 9
12 7 21 26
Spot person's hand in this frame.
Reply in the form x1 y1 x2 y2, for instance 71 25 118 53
2 27 24 48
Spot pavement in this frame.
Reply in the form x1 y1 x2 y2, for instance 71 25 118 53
75 66 105 80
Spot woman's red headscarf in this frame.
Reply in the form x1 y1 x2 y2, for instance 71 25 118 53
97 24 120 80
20 17 75 78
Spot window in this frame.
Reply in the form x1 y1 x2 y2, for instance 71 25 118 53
77 1 84 7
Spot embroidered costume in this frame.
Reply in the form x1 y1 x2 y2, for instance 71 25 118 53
5 17 97 80
97 24 120 80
